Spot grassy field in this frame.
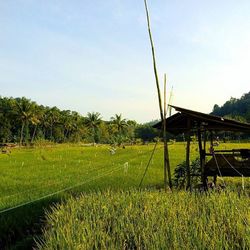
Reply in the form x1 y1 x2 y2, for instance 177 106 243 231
38 190 250 250
0 142 249 248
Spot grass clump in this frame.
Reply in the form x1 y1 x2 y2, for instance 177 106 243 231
38 189 250 250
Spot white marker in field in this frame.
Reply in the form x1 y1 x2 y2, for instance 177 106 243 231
109 147 116 155
124 162 129 174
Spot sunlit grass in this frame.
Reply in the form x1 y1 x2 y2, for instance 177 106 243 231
38 189 250 249
0 142 249 248
0 142 249 211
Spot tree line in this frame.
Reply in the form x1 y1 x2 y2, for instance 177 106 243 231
212 91 250 122
0 96 159 145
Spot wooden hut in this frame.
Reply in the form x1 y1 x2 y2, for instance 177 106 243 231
153 105 250 188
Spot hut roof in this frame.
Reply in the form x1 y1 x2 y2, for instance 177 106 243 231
153 105 250 135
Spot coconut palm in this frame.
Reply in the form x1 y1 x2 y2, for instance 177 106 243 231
14 97 37 145
0 97 15 142
85 112 102 143
110 114 128 135
46 107 61 141
39 107 61 141
30 106 44 143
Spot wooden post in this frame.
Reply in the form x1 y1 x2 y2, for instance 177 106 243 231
163 74 172 190
210 131 216 186
198 128 206 189
203 130 206 151
210 131 214 154
186 119 191 190
197 128 203 167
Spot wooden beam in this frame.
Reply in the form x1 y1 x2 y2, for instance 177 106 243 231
186 118 191 190
198 128 207 189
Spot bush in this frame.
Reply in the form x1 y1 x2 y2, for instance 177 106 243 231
173 158 201 189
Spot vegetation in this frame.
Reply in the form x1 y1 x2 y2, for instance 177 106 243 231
0 96 159 145
0 143 169 247
1 95 250 249
38 189 250 250
173 158 201 189
0 142 249 248
212 91 250 123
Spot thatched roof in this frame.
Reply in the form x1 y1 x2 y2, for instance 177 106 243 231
153 105 250 135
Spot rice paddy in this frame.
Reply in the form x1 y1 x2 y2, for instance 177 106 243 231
0 142 249 248
38 190 250 250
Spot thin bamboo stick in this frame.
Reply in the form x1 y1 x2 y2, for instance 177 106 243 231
163 74 172 190
144 0 163 121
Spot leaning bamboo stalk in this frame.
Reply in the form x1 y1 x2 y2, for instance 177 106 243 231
144 0 163 121
143 0 172 190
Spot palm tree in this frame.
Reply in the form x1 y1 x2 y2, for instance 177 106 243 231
110 114 128 135
46 107 61 141
30 106 43 143
61 110 73 141
85 112 102 143
0 97 15 142
14 97 36 145
110 114 128 146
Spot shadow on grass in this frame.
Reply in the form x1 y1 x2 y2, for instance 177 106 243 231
0 195 64 250
0 182 166 249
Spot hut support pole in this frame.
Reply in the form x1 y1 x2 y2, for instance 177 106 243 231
210 131 217 186
210 131 213 147
198 129 206 189
203 130 206 151
186 119 191 190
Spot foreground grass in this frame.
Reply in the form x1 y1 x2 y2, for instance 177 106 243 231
0 143 184 247
0 142 249 248
38 189 250 250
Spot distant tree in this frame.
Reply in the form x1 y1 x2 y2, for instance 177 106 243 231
61 110 73 141
135 124 158 142
14 97 37 145
45 107 61 141
211 91 250 121
30 107 43 143
126 120 138 143
85 112 102 143
110 114 128 135
211 91 250 140
212 104 220 115
0 97 15 142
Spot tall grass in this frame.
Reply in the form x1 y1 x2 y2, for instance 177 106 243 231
38 189 250 249
0 142 249 248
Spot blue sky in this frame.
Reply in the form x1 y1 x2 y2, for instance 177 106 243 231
0 1 250 122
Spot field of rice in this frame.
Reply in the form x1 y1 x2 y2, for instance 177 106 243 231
0 142 249 248
38 190 250 250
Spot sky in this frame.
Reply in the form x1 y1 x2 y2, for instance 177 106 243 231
0 0 250 123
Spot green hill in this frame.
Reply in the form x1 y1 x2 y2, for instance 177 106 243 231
211 92 250 123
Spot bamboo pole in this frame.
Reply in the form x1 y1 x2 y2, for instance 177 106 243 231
144 0 163 121
143 0 172 190
163 74 172 190
168 86 174 116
